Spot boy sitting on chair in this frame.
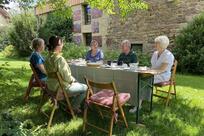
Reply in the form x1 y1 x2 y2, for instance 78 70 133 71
24 38 47 101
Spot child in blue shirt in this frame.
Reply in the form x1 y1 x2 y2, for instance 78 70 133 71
30 38 47 81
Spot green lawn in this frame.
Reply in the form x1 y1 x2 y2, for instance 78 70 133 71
0 54 204 136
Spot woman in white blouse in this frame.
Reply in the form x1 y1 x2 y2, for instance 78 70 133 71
151 35 174 84
129 35 174 113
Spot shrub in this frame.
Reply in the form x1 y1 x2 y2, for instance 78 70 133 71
41 43 88 59
8 12 37 57
0 26 10 51
104 50 120 60
137 52 151 66
174 13 204 74
2 45 18 58
38 10 73 44
62 43 88 59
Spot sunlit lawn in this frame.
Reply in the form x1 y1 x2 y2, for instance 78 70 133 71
0 53 204 136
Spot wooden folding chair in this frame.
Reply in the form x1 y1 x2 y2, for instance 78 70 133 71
153 60 178 106
38 72 75 129
83 78 130 136
24 63 46 101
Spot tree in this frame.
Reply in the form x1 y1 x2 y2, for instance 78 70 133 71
174 12 204 74
4 0 148 17
0 0 10 5
17 0 148 18
8 12 37 57
0 0 36 9
87 0 148 18
0 0 10 8
38 10 73 43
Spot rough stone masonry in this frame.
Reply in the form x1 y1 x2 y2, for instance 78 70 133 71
106 0 204 52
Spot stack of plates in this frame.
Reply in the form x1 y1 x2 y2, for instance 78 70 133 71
87 62 102 67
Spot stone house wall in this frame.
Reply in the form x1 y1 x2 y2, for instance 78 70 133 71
35 0 109 48
106 0 204 52
72 4 109 48
34 0 204 52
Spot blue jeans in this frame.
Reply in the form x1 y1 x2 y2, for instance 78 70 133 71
66 82 87 109
40 77 47 81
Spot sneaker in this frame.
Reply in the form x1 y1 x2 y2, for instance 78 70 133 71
129 106 142 113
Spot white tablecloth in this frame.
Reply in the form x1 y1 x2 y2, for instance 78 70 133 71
69 65 152 106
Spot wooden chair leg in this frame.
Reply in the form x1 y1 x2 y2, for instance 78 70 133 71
83 106 88 132
174 84 177 99
155 86 158 94
24 75 35 101
109 112 115 136
165 85 172 106
64 92 75 118
24 86 33 101
47 100 57 129
38 92 47 113
118 105 128 128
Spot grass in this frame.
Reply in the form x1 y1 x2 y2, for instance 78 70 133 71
0 53 204 136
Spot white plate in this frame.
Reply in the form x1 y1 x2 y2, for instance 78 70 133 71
138 66 149 71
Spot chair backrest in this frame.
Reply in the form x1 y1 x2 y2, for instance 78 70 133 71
30 63 45 89
55 72 72 99
41 71 68 100
56 72 65 91
85 78 119 106
85 78 117 91
170 60 178 82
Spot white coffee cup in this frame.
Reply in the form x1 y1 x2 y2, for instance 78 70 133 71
129 63 139 70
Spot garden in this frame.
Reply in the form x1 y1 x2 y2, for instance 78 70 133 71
0 0 204 136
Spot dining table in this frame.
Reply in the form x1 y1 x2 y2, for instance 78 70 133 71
69 62 163 124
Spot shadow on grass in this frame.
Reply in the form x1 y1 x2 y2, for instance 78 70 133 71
1 85 203 136
80 95 204 136
1 58 204 135
141 96 204 136
1 92 77 128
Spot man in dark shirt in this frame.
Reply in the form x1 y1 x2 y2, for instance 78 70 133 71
118 40 137 65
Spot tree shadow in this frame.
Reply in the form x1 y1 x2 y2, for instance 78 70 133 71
1 93 76 126
1 91 203 136
139 96 204 136
1 61 204 135
78 96 204 136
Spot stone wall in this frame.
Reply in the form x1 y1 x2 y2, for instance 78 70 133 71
106 0 204 52
72 4 109 48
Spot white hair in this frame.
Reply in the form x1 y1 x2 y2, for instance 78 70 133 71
154 35 169 49
121 40 131 48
